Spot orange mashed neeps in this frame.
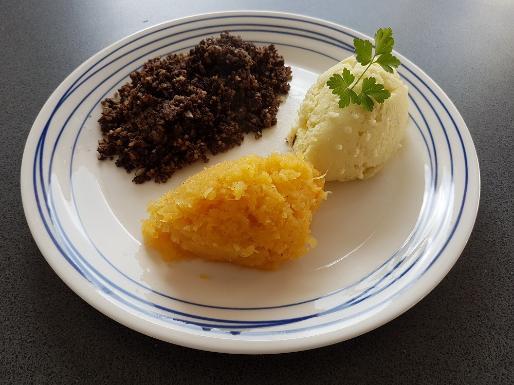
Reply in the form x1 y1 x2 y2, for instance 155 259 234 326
142 153 326 269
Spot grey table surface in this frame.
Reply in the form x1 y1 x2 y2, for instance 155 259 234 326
1 0 513 384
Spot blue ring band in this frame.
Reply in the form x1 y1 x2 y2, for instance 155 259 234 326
32 15 467 335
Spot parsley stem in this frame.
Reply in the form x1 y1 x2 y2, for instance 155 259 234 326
349 54 377 91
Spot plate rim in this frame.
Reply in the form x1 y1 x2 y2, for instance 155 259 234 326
20 10 480 354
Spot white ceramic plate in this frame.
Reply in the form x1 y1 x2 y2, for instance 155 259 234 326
21 11 480 354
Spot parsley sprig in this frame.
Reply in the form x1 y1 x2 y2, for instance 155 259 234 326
327 27 400 111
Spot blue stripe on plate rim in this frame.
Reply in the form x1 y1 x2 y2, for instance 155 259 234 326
63 40 437 313
60 28 445 314
52 26 440 309
33 33 448 332
48 35 438 316
34 18 456 330
30 14 468 334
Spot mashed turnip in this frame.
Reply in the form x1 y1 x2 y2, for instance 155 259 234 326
142 153 326 269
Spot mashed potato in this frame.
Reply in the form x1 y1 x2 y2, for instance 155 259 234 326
288 56 409 181
142 153 326 270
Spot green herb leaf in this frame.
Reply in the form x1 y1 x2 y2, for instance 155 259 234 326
354 38 373 65
327 27 400 112
337 90 352 109
341 67 355 86
374 27 394 55
359 93 374 111
359 77 391 110
348 88 360 104
339 89 360 109
327 69 359 109
327 68 354 93
375 52 401 73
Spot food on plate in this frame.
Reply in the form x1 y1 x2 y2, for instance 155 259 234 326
142 153 326 269
288 28 408 182
98 32 291 183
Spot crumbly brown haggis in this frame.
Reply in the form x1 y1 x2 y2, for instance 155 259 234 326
97 32 291 183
